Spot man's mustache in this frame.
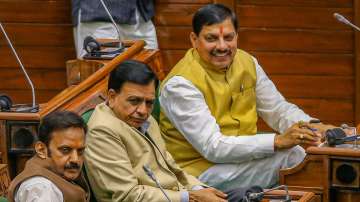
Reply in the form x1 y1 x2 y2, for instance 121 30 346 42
64 162 80 170
211 49 231 56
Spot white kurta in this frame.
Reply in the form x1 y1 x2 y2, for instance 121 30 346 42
160 56 311 191
15 176 63 202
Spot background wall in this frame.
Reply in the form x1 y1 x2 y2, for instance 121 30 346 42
0 0 359 130
0 0 74 103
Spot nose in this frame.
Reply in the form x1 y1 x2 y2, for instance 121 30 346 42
69 150 80 163
217 38 227 50
136 102 148 117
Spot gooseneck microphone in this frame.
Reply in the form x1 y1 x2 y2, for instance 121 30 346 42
244 185 291 202
98 0 123 50
0 22 38 112
333 13 360 32
143 165 172 202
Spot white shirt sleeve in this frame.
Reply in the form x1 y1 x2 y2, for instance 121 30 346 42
15 176 63 202
160 78 275 164
254 56 312 133
160 57 312 164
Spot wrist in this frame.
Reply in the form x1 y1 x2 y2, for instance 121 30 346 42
274 134 281 150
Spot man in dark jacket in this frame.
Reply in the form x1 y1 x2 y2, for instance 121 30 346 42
7 111 90 202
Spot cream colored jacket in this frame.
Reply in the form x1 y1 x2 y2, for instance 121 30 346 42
85 103 204 202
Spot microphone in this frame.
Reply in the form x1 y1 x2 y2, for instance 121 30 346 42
97 0 123 50
143 165 172 202
245 185 291 202
333 13 360 32
325 127 360 146
0 22 38 112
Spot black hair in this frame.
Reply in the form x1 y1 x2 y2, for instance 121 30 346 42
108 59 159 92
192 3 238 36
38 111 87 146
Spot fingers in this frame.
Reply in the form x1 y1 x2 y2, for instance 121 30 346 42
209 188 227 199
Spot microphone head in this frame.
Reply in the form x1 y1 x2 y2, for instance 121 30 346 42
245 186 263 202
333 13 350 24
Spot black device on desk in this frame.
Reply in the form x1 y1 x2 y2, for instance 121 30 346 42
325 128 359 147
83 36 124 60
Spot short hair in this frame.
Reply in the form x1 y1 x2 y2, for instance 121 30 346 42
108 59 159 92
192 3 238 36
38 111 87 146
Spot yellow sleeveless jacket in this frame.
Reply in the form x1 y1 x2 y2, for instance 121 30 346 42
160 48 258 176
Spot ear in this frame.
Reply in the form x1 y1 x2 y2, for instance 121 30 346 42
189 32 198 49
35 141 48 159
107 89 117 109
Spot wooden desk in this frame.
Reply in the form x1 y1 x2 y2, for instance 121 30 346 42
0 164 10 196
280 146 360 202
262 190 316 202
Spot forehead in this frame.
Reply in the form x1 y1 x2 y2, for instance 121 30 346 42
50 127 85 147
200 18 236 35
119 81 156 98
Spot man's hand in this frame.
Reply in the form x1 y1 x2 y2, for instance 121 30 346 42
274 122 321 150
189 188 228 202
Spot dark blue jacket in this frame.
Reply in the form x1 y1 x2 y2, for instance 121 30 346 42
72 0 155 26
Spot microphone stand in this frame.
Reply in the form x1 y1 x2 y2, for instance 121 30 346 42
0 22 38 112
247 185 291 202
334 13 360 32
143 165 172 202
98 0 123 50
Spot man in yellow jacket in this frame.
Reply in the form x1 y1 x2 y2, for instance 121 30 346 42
159 3 333 191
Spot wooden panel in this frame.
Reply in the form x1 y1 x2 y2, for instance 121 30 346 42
252 52 353 76
0 69 66 90
215 0 236 10
237 6 353 29
156 0 212 3
258 97 354 132
160 50 354 77
237 0 353 7
355 0 360 123
157 27 353 53
288 98 353 123
154 4 201 26
238 29 353 53
0 164 10 196
160 50 186 72
0 24 73 46
157 27 192 49
0 47 75 69
0 90 61 104
0 0 71 23
271 75 353 99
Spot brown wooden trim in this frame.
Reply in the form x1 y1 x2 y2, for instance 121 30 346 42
355 0 360 124
39 40 145 116
214 0 236 11
306 146 360 157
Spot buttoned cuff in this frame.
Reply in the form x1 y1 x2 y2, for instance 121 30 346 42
181 191 189 202
257 133 276 153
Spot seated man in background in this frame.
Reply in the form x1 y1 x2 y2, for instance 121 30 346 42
85 59 244 202
72 0 158 58
7 111 90 202
159 3 334 192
